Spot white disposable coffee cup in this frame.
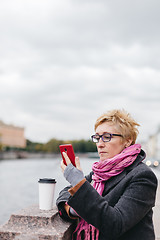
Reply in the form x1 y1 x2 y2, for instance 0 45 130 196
38 178 56 210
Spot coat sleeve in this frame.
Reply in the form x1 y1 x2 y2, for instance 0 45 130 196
67 166 158 239
56 171 93 221
56 185 73 222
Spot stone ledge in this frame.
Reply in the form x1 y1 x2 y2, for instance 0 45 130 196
0 205 75 240
7 205 59 228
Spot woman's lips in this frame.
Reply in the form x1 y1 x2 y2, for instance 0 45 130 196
99 151 107 154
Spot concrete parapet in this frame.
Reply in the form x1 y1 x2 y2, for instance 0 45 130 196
0 205 75 240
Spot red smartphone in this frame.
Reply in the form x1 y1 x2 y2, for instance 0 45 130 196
59 144 76 167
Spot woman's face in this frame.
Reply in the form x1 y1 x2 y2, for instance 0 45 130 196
95 121 130 161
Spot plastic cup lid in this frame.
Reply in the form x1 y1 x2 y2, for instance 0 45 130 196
38 178 56 183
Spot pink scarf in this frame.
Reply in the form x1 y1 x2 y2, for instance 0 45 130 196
73 144 141 240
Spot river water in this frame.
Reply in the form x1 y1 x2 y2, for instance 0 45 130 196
0 157 96 225
0 157 159 226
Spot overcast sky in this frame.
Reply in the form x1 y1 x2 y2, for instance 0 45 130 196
0 0 160 143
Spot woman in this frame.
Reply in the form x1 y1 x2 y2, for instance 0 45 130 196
56 109 158 240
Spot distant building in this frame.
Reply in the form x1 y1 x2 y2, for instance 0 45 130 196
156 128 160 159
146 135 157 158
144 126 160 159
0 120 26 148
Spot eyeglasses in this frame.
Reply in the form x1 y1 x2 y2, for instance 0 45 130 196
91 133 123 143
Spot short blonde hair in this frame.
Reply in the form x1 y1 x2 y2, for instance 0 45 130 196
94 109 140 145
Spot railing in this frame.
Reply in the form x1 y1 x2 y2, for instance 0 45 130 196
0 205 75 240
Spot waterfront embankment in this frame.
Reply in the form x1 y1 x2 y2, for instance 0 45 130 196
0 151 59 160
0 151 90 160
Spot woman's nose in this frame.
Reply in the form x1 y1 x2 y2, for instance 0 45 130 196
97 138 105 147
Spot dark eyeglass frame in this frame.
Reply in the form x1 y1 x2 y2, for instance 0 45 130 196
91 133 123 143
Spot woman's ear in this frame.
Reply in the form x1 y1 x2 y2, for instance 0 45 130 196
125 139 133 148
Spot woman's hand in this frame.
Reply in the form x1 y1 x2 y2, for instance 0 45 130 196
60 152 84 187
61 152 82 173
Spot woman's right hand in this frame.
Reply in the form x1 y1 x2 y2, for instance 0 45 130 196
61 152 85 187
61 152 82 172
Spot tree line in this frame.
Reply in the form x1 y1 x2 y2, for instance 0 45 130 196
25 138 97 153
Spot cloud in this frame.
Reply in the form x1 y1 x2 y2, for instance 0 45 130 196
0 0 160 143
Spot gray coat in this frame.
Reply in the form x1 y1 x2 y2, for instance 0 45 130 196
56 150 158 240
